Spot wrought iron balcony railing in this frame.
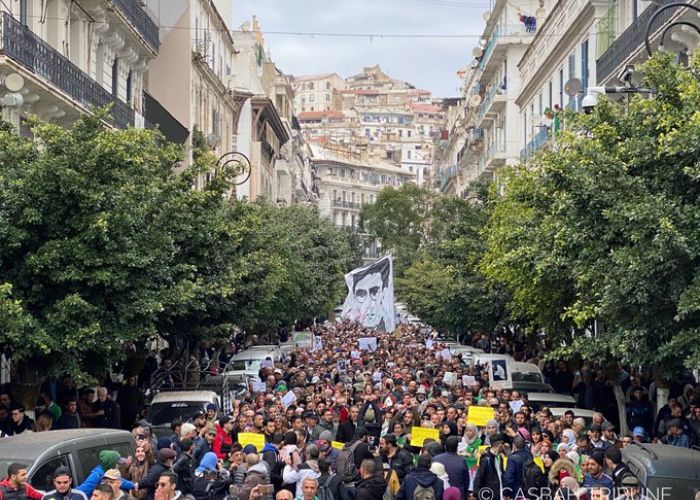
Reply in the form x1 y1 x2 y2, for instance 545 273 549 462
0 12 134 129
113 0 160 52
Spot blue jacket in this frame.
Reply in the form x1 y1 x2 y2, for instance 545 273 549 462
76 466 135 496
502 448 530 498
583 472 614 492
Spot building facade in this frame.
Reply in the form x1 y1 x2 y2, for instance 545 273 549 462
0 0 158 132
146 0 240 187
291 73 346 115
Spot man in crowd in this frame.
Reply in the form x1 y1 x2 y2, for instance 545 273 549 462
42 467 87 500
395 454 443 499
0 464 44 500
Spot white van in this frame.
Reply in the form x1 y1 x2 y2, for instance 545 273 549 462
472 353 515 366
226 349 277 373
526 392 577 411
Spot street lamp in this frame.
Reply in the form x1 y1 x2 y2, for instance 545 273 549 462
645 2 700 61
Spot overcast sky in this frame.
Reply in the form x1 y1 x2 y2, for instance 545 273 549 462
230 0 491 98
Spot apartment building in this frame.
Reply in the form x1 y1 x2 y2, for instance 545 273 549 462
146 0 240 184
311 144 415 232
516 0 604 162
0 0 158 132
291 73 346 115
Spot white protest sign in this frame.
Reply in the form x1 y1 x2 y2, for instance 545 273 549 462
251 382 267 393
510 400 524 413
462 375 477 386
281 391 297 408
443 372 457 386
358 337 378 352
426 339 434 349
373 371 383 382
351 350 361 359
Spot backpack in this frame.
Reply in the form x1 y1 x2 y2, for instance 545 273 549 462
383 469 398 500
316 475 335 500
413 484 436 500
336 440 362 482
522 455 547 500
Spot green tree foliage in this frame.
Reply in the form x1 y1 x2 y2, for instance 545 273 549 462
398 191 508 336
482 54 700 374
0 115 358 380
360 183 436 274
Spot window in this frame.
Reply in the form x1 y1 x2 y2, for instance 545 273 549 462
126 70 133 103
19 0 28 25
310 106 314 111
567 53 576 109
326 94 330 102
309 95 315 102
326 81 332 90
302 98 306 104
407 130 412 138
361 193 365 204
309 82 314 90
398 130 403 137
538 92 543 117
30 456 70 490
559 68 564 107
333 190 337 201
111 58 119 97
581 39 589 108
407 151 412 160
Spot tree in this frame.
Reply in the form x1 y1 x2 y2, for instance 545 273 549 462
481 54 700 425
360 184 436 274
398 191 508 336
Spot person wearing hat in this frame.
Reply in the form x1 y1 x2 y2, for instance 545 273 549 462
135 449 176 500
473 433 505 500
582 451 613 492
661 418 691 448
193 427 217 468
616 474 650 500
316 430 339 470
42 467 87 500
77 451 135 497
601 422 622 449
212 416 234 460
631 426 646 443
102 470 129 500
191 453 232 500
304 412 322 442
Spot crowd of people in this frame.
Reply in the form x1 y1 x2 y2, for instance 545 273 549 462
1 322 700 500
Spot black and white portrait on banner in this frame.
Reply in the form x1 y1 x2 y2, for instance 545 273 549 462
491 359 508 382
340 255 396 331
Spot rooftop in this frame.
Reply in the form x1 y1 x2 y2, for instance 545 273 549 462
297 110 345 121
309 143 415 176
291 73 340 83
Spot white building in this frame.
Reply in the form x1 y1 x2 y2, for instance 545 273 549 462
0 0 158 132
516 0 605 161
291 73 347 115
311 144 415 231
469 0 541 183
147 0 241 183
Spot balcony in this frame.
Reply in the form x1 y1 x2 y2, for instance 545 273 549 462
479 142 506 172
478 24 536 78
597 0 676 84
520 127 551 161
0 13 134 129
438 165 459 191
113 0 160 53
333 200 362 210
477 84 507 126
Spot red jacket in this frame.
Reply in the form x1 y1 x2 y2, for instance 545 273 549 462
212 423 233 459
0 479 44 500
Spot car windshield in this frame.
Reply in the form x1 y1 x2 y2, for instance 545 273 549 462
229 359 262 371
512 372 543 383
149 402 204 426
0 460 30 478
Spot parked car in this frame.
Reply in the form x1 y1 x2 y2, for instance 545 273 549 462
622 443 700 498
0 429 135 490
526 392 577 411
147 389 220 437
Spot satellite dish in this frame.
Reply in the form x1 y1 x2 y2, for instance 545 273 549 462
483 10 491 21
469 94 482 107
564 78 582 97
472 46 484 58
5 73 24 92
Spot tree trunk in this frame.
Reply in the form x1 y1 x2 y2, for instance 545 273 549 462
612 382 629 437
655 368 670 423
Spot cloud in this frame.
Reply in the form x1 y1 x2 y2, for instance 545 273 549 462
232 0 488 97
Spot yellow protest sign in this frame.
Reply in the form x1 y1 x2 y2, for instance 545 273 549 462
410 426 440 447
533 456 544 472
237 432 265 451
467 406 495 427
331 441 344 450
